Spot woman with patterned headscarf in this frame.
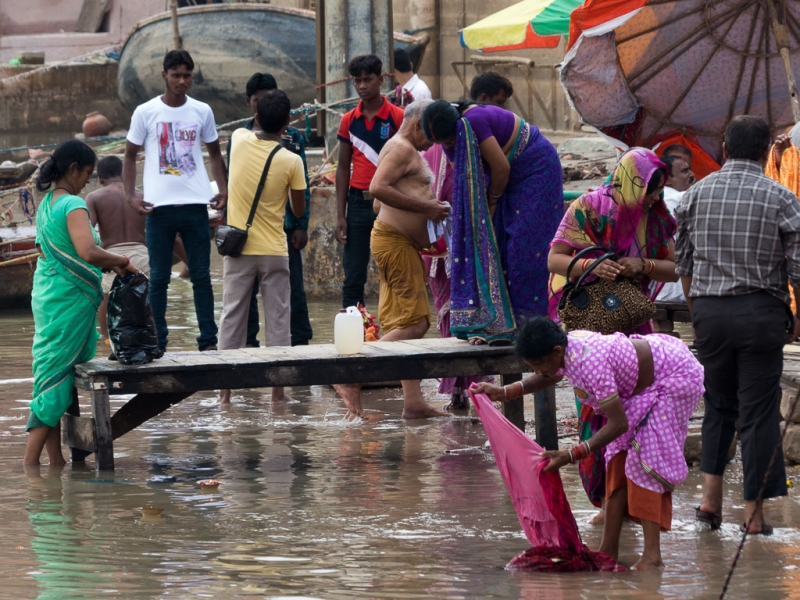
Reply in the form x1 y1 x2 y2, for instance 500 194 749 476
547 147 679 516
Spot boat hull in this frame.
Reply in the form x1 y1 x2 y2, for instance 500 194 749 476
0 251 37 309
118 5 427 124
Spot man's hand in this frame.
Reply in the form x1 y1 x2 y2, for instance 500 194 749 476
541 450 572 473
210 191 227 210
423 200 451 223
291 229 309 250
335 217 348 245
128 196 154 215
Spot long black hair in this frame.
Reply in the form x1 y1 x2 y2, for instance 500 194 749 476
36 140 97 192
421 99 474 143
515 318 568 360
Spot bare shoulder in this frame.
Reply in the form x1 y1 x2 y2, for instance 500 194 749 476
377 135 414 162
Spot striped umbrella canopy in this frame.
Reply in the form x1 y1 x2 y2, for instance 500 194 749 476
560 0 800 163
460 0 584 52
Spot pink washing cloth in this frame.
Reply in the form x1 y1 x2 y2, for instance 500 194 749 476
469 387 624 572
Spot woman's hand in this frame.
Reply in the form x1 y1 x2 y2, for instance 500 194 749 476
541 450 572 472
112 259 140 279
617 257 646 278
590 258 623 280
472 382 506 403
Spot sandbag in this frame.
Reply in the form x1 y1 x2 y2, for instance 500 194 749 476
107 272 163 365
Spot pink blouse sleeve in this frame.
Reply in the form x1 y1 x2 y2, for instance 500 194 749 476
569 335 619 410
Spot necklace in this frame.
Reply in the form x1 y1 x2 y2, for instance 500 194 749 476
53 186 76 195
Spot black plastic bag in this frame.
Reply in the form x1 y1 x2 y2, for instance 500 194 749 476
107 272 163 365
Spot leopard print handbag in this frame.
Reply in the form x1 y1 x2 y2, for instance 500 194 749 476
557 246 655 335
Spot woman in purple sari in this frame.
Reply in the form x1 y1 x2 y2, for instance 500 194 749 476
421 100 563 344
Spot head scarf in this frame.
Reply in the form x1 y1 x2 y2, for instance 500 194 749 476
552 147 676 260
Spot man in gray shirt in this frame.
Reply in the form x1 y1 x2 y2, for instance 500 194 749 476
676 115 800 536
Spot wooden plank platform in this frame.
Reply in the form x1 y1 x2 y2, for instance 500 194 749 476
68 338 529 471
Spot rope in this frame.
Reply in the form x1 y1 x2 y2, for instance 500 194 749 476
0 96 364 155
719 384 800 599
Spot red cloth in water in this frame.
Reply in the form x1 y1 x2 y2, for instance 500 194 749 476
470 387 625 572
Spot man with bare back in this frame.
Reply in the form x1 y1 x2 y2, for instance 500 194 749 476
86 156 151 344
334 100 451 419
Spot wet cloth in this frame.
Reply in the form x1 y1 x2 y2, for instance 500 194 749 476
470 389 623 572
371 219 431 333
606 451 672 531
101 243 150 293
561 330 703 495
29 191 103 428
549 148 676 332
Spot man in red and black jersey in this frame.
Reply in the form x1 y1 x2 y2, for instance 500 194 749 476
335 54 405 309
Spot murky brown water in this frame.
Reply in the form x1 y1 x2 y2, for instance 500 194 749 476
2 255 800 599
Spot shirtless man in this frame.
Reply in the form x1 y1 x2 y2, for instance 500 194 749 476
86 156 151 343
334 100 451 419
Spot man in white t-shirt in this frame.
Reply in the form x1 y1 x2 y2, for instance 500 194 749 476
657 153 696 303
123 49 228 352
393 48 432 107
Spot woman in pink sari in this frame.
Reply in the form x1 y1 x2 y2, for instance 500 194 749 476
546 148 679 514
476 317 703 570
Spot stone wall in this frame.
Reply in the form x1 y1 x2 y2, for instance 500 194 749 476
303 186 380 301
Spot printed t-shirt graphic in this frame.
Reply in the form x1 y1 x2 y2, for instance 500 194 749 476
337 96 404 190
127 96 218 207
158 122 199 176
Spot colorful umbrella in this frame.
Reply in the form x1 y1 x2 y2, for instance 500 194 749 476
460 0 584 52
560 0 800 163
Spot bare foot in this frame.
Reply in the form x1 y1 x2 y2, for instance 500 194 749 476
179 266 190 279
272 387 292 402
631 557 664 571
468 337 486 346
590 509 606 526
402 404 452 420
219 389 232 404
334 383 363 417
49 457 67 467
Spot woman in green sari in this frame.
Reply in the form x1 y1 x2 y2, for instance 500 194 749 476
24 140 139 466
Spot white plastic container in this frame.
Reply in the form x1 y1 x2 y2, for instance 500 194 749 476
334 306 364 355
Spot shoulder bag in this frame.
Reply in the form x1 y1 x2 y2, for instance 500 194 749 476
215 144 282 257
557 245 656 335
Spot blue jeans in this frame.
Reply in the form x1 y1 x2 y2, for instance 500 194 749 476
146 204 218 351
342 190 376 308
246 229 313 347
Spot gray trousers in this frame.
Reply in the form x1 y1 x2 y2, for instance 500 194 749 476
694 291 790 501
219 254 291 350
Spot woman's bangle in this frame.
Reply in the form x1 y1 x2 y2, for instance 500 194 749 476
647 259 656 276
487 189 503 199
568 448 575 464
581 258 591 273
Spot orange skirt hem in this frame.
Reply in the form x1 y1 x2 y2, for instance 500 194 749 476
606 451 672 532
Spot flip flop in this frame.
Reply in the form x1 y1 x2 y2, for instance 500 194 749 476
739 522 774 536
695 506 722 530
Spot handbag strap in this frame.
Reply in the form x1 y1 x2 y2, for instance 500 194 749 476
565 245 607 281
573 251 618 292
244 144 283 231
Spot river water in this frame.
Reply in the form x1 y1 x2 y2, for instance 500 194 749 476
2 256 800 599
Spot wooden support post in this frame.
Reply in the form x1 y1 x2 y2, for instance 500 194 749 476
170 0 181 50
534 385 558 451
66 388 90 463
500 372 525 431
90 376 114 471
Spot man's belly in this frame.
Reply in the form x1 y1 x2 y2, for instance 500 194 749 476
376 206 430 249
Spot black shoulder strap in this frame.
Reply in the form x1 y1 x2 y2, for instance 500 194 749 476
245 144 282 230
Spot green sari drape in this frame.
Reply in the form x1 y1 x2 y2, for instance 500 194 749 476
28 191 102 429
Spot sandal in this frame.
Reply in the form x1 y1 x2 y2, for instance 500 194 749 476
695 506 722 530
739 522 774 536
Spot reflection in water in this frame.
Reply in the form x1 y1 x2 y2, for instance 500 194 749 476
1 260 800 598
